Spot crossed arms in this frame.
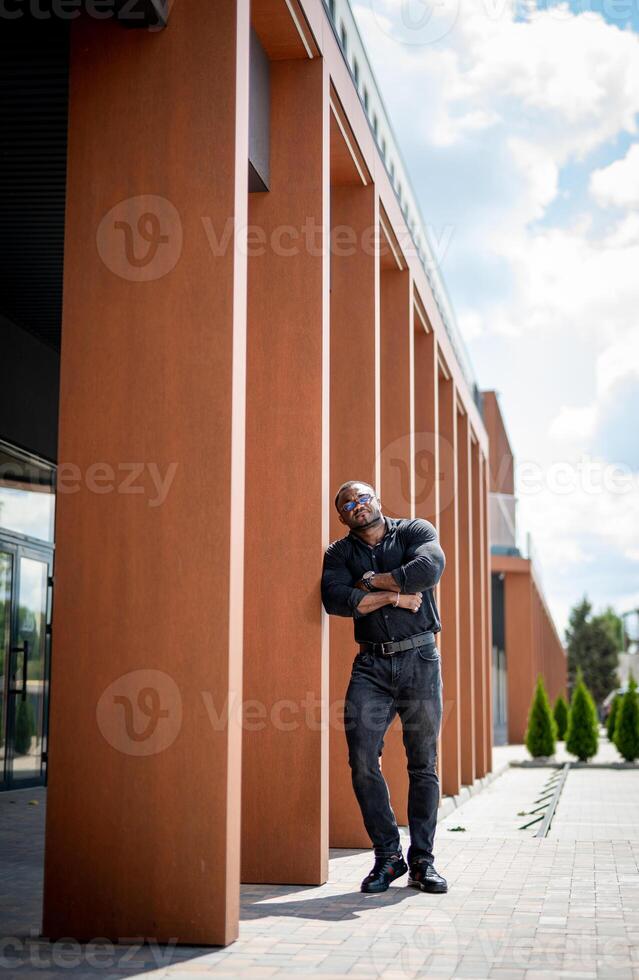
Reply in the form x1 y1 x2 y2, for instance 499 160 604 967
320 519 445 619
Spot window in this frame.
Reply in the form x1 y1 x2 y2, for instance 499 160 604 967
363 86 369 112
381 137 386 159
340 22 347 53
352 57 359 85
390 162 395 181
328 0 335 18
372 113 378 136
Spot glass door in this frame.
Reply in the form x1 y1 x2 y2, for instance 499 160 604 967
0 551 13 789
2 545 52 789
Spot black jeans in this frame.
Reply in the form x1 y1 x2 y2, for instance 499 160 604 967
344 642 443 864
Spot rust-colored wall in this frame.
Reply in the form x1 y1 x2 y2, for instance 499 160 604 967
379 264 412 824
494 556 567 743
482 454 494 773
328 182 377 849
457 410 475 785
482 391 514 496
242 56 330 885
43 0 249 946
39 0 499 946
414 324 438 525
438 373 461 797
472 443 488 777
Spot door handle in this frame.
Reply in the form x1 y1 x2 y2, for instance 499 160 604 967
9 640 29 701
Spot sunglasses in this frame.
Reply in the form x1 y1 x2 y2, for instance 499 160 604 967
342 493 374 513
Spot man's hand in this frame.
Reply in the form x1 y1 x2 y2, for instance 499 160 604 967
396 593 422 613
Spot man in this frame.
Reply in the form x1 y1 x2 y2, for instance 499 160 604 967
321 481 447 895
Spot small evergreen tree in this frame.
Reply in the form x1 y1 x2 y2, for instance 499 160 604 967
525 675 557 759
15 698 35 755
565 669 599 761
614 674 639 763
606 693 622 741
553 695 569 740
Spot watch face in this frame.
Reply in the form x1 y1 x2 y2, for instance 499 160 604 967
363 571 375 580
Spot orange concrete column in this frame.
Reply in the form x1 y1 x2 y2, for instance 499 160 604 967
413 316 438 525
242 57 330 885
438 372 461 796
379 260 412 824
414 319 444 792
505 571 534 743
457 410 475 786
329 182 377 849
482 454 494 770
42 1 249 947
472 438 488 777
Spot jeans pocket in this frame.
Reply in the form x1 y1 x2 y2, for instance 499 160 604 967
354 651 374 668
416 644 440 662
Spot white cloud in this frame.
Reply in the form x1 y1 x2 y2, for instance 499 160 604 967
549 405 597 442
549 331 639 468
352 0 639 631
590 142 639 208
458 309 484 340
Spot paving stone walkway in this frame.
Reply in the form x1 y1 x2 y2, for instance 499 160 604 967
2 750 639 979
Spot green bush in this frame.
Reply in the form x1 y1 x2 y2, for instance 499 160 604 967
606 694 622 741
565 670 599 761
15 698 35 755
525 675 557 759
553 695 569 740
613 674 639 763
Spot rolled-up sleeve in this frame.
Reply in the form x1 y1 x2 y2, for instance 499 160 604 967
390 519 445 593
321 543 366 619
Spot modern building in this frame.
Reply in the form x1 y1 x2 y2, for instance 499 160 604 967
481 391 567 745
2 0 494 948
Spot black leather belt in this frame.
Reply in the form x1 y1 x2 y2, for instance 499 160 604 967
359 630 436 657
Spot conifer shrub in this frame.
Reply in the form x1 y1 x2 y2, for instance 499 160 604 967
525 675 557 759
565 670 599 762
606 694 622 741
553 695 569 741
613 674 639 763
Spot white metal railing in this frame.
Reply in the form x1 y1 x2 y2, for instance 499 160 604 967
324 0 478 398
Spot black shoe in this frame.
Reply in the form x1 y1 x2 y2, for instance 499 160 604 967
360 853 408 893
408 859 448 893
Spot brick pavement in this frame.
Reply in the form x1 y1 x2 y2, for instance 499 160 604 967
2 763 639 979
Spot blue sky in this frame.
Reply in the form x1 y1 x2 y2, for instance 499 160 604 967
352 0 639 635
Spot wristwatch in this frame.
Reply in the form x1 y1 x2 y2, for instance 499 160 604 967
362 570 377 592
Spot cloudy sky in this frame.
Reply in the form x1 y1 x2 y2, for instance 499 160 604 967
352 0 639 637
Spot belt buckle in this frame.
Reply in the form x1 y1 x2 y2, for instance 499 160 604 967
380 640 394 656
